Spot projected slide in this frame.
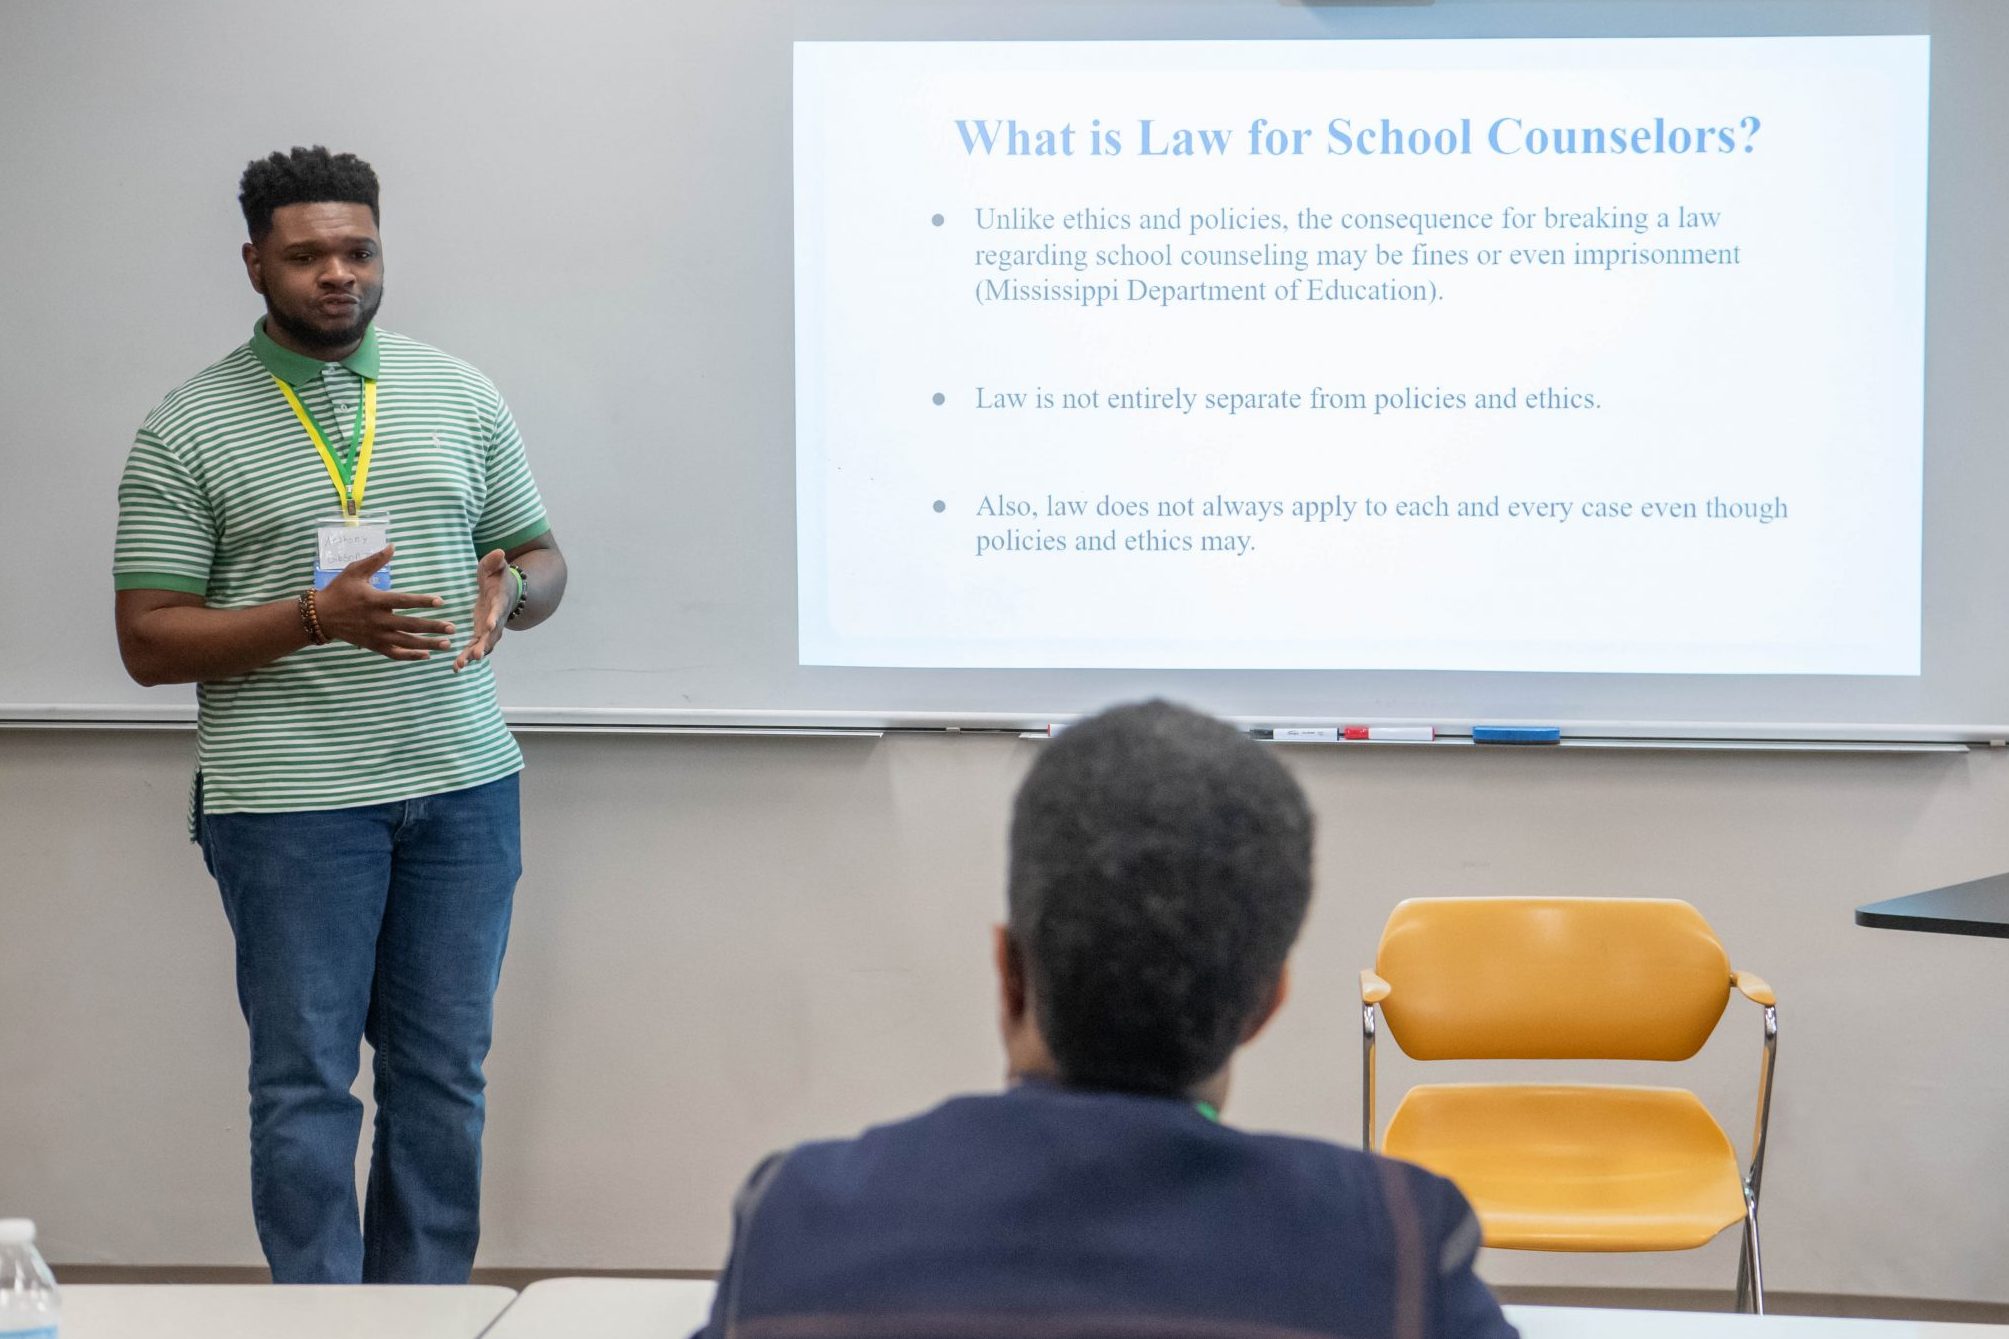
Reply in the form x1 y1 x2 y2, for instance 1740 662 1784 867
794 37 1928 674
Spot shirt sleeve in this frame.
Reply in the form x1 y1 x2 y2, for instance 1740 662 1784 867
1425 1171 1520 1339
692 1151 789 1339
472 386 550 555
113 427 214 595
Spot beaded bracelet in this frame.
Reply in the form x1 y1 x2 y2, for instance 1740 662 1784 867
506 562 529 624
297 589 330 646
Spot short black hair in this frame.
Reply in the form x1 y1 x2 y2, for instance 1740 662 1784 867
1007 700 1314 1097
239 146 379 241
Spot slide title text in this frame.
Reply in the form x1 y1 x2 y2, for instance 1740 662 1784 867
954 115 1766 159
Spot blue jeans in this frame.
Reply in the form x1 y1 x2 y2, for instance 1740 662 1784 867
197 774 521 1284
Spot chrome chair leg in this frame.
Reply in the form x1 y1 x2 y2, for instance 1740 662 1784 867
1738 1190 1766 1315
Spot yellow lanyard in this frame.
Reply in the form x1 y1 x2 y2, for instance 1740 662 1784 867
274 375 377 521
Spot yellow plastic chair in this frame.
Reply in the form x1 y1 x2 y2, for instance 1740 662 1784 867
1360 898 1778 1313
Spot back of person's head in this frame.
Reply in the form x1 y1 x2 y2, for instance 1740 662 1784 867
1006 700 1314 1097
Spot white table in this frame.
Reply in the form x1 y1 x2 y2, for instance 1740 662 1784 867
1504 1306 2009 1338
468 1285 2009 1339
479 1277 715 1337
57 1284 516 1338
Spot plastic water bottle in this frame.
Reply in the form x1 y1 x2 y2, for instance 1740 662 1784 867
0 1221 58 1339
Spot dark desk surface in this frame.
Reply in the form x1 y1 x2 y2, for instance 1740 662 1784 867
1856 872 2009 939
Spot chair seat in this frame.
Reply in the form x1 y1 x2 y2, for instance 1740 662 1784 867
1382 1084 1747 1252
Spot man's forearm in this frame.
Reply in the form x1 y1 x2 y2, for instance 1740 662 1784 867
120 597 313 687
505 545 567 631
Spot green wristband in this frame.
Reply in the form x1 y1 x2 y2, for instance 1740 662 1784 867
506 563 529 623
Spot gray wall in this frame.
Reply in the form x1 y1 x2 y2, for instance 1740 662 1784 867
5 729 2008 1301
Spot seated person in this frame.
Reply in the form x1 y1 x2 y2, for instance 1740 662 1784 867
697 700 1516 1339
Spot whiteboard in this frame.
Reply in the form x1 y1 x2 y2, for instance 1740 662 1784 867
5 0 1999 739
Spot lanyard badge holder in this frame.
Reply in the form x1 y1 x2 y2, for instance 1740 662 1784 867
315 510 392 589
274 376 393 591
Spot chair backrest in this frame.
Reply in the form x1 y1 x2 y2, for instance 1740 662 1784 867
1374 897 1733 1060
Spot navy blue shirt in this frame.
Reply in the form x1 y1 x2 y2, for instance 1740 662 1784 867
698 1083 1516 1339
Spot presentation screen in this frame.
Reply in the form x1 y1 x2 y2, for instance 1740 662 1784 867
15 4 1996 737
795 37 1929 677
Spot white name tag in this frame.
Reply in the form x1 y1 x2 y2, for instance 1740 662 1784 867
313 513 392 590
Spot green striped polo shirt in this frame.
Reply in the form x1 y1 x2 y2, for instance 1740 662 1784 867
115 320 549 817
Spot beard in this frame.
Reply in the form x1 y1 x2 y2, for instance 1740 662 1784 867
267 286 383 353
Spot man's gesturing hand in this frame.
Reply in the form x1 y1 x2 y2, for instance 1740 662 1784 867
314 546 455 661
453 548 512 673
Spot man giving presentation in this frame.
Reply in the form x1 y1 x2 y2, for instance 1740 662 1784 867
113 146 567 1283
